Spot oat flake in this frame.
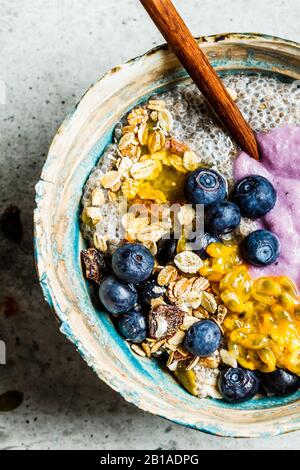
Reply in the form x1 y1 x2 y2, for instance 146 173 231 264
174 251 203 274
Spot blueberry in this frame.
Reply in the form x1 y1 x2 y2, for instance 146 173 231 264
232 175 276 219
194 232 221 259
241 229 280 266
138 278 166 307
205 201 241 234
260 368 300 396
112 243 154 284
157 238 178 265
118 310 147 343
218 367 260 403
185 168 227 206
184 320 221 357
99 275 138 315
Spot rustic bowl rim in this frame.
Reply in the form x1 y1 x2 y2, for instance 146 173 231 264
34 32 300 437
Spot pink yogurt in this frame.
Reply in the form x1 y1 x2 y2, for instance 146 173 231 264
234 125 300 287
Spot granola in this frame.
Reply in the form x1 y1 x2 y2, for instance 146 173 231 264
148 305 185 340
79 98 229 400
81 248 106 285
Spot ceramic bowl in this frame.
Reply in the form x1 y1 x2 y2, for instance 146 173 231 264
34 33 300 437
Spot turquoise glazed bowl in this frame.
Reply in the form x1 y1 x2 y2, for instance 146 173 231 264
34 34 300 437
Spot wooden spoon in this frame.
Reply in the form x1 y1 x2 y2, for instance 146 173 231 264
139 0 260 160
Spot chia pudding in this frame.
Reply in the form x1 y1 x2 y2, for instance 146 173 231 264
80 73 300 402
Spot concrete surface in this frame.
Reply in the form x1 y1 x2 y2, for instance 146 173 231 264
1 0 300 450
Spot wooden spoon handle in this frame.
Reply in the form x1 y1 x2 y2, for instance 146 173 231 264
139 0 260 160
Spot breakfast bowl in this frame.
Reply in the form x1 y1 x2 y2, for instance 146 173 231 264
34 33 300 437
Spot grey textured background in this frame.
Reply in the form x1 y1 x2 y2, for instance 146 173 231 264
1 0 300 450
